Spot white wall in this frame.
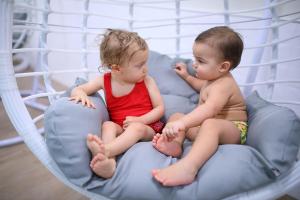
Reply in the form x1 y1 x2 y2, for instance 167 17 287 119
25 0 300 117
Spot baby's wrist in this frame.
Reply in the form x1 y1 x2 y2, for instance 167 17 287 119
180 118 188 130
183 74 190 80
138 117 146 124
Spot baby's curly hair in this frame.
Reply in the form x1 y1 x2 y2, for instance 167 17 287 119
99 29 148 68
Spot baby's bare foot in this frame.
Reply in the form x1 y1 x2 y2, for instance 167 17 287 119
90 153 116 179
152 133 182 157
86 134 103 156
152 159 197 186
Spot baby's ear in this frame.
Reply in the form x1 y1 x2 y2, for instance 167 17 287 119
111 64 121 72
219 61 231 73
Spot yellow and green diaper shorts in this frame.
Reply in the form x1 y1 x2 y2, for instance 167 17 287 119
232 121 248 144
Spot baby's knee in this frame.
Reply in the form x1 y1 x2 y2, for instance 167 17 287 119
127 122 148 137
200 118 218 130
186 127 199 141
102 121 116 130
200 119 223 137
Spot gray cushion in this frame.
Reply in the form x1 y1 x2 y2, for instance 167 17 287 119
45 82 109 186
45 51 300 200
147 51 196 98
147 51 198 120
246 91 300 173
88 141 276 200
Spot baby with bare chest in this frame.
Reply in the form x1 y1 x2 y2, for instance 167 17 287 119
199 75 247 121
152 26 248 187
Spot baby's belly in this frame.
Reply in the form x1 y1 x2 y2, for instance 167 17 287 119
216 110 248 121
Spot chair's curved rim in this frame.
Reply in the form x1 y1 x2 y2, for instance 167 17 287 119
1 92 110 200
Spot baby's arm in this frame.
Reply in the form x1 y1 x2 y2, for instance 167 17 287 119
174 62 204 92
124 76 164 126
183 83 232 128
163 82 232 136
70 76 104 108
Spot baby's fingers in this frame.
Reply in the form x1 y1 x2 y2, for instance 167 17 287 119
164 126 177 138
123 123 128 129
83 98 96 109
166 131 176 139
175 62 186 69
90 101 96 109
86 99 93 108
73 96 81 104
81 98 87 106
162 127 171 135
69 96 76 102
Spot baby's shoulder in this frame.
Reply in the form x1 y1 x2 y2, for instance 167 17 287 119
218 74 238 88
204 75 237 97
208 75 231 87
144 75 155 84
95 74 104 82
91 74 105 87
144 75 160 90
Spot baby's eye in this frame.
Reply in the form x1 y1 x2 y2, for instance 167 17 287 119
197 59 204 63
135 62 145 68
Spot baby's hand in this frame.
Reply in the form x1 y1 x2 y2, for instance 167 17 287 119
162 120 185 139
174 62 189 79
69 94 96 109
123 116 143 129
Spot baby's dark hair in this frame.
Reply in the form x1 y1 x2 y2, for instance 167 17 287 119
195 26 243 70
99 29 148 68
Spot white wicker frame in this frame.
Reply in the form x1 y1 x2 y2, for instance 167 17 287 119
1 0 300 199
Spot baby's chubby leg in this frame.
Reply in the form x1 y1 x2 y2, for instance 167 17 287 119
86 119 121 157
105 122 155 158
88 121 122 178
152 119 240 186
152 113 185 157
90 121 155 178
101 121 123 145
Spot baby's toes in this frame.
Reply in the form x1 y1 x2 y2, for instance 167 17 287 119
87 133 94 141
91 153 104 165
152 135 160 144
93 135 103 145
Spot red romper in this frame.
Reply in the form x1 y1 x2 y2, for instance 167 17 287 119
103 73 164 133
